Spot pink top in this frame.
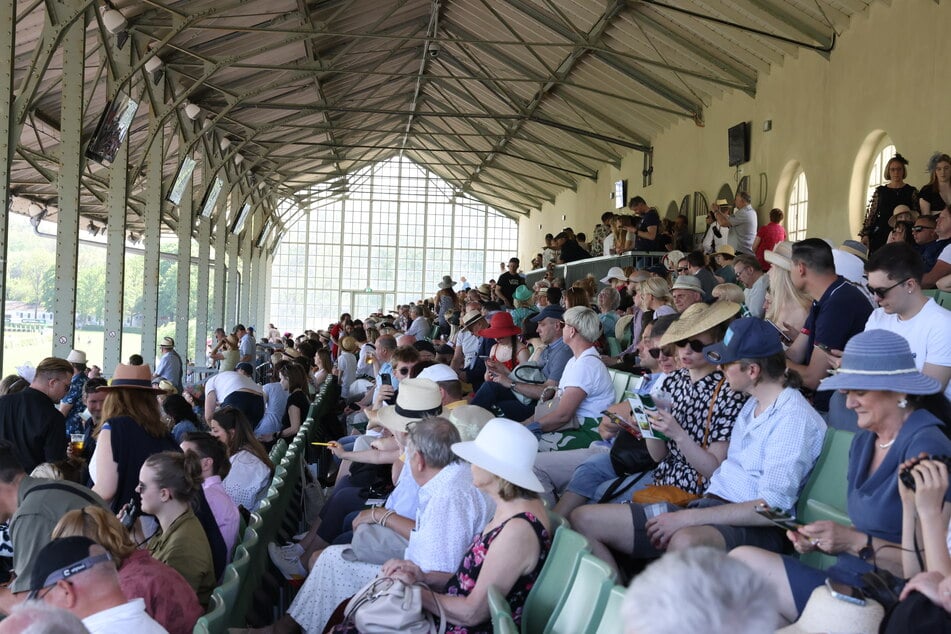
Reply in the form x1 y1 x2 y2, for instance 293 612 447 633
203 475 240 556
755 222 787 271
119 549 204 634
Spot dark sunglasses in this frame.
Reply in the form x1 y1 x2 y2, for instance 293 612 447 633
868 278 908 298
647 346 676 359
675 339 706 352
676 267 689 273
396 366 411 375
912 225 933 233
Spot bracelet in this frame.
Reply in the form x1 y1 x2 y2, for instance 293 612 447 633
511 381 519 393
370 507 380 524
380 510 395 528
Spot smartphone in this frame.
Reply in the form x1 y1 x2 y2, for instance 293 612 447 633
601 410 642 439
814 342 831 353
754 504 801 531
379 373 391 385
825 578 867 606
764 319 792 345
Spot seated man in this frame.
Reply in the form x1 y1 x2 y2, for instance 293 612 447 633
670 275 704 313
469 305 571 420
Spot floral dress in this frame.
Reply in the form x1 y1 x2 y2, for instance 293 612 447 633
443 511 551 634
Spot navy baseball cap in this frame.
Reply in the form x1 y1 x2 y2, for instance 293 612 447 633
703 318 783 365
530 305 565 323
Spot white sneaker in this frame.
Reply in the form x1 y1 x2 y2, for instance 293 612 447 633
292 531 309 542
280 542 304 558
268 543 307 579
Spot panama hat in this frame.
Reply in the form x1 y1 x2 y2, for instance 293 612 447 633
282 347 301 359
477 312 522 339
818 329 941 395
670 274 703 294
451 418 544 492
447 405 494 441
477 284 492 300
66 350 86 364
839 239 869 261
418 363 459 383
659 301 740 346
713 244 736 258
437 275 456 289
599 266 629 285
777 586 884 634
377 378 443 433
99 364 166 394
459 309 486 331
765 241 794 271
160 337 175 348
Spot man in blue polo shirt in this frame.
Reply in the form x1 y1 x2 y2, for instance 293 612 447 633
785 238 872 412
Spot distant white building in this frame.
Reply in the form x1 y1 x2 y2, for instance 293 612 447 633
4 301 52 324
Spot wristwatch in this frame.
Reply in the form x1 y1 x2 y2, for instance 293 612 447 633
858 533 874 561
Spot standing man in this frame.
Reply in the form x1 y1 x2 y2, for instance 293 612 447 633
0 358 71 472
153 336 183 393
590 211 614 257
234 324 254 364
496 258 524 307
716 192 757 255
785 238 872 413
629 197 661 252
59 350 88 437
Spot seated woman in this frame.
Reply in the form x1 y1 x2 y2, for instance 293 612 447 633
276 363 310 442
569 303 747 576
731 329 951 625
163 394 202 444
478 312 529 374
596 287 621 337
351 418 552 634
530 307 617 452
138 451 216 607
209 406 274 511
52 505 203 634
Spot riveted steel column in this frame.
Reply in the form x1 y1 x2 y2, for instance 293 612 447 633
226 193 240 326
0 0 16 367
239 209 253 326
141 96 164 368
195 205 211 364
261 249 272 330
52 9 86 358
175 173 192 363
212 192 227 329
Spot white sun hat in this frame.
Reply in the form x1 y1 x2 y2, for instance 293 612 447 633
451 418 544 492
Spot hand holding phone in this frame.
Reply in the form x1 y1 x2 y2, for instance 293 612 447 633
826 579 866 606
754 503 801 532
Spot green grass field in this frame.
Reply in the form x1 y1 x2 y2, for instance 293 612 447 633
1 329 144 378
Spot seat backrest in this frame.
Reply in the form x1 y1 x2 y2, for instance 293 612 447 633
543 553 616 634
608 370 631 402
593 585 627 634
193 594 227 634
607 337 622 357
521 526 591 634
796 428 854 569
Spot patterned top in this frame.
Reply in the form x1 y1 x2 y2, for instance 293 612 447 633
652 370 747 493
62 372 87 436
444 512 551 634
590 222 612 257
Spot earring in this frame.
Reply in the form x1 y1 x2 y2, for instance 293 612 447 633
897 398 908 409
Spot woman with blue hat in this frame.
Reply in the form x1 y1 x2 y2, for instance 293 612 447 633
731 329 951 627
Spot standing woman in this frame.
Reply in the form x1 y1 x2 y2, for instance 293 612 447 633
864 154 919 252
90 364 179 512
435 275 459 336
209 406 273 511
919 153 951 215
137 451 216 607
279 363 311 441
335 336 358 399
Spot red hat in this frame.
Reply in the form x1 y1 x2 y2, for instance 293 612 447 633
476 312 522 339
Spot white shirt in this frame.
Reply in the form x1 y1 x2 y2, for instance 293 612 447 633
405 461 493 573
82 598 168 634
337 352 357 399
833 249 875 306
406 316 430 339
866 298 951 400
456 330 482 369
205 370 263 402
224 449 271 511
939 242 951 266
557 347 616 420
726 205 757 255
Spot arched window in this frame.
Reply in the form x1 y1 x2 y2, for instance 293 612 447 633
865 143 896 210
787 170 809 241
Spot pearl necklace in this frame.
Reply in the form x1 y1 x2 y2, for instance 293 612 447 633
878 439 896 450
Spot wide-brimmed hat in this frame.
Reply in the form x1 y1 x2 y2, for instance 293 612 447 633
460 310 486 331
437 275 456 289
451 418 544 492
818 329 941 395
599 266 628 285
765 241 794 270
477 283 492 300
66 349 86 364
340 336 358 353
659 301 740 346
377 378 443 433
715 198 730 207
282 347 301 359
99 364 165 394
662 250 685 272
447 405 494 441
887 204 919 228
670 274 703 294
513 285 533 302
160 336 175 348
777 586 884 634
839 239 869 261
477 312 522 339
703 318 783 365
157 379 177 395
713 244 736 258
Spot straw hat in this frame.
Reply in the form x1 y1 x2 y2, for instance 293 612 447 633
477 284 492 300
451 418 544 492
599 266 628 285
615 313 635 340
777 586 884 634
765 241 794 271
818 329 941 395
447 405 494 441
437 275 456 289
477 312 522 339
157 379 177 395
377 378 444 433
713 244 736 258
887 204 918 228
340 336 359 353
282 347 301 359
670 274 703 294
659 301 740 346
459 310 485 331
160 336 175 348
66 350 86 364
99 364 166 394
839 239 868 261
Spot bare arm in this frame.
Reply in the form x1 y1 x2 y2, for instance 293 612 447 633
531 386 586 432
787 348 831 391
923 260 951 289
90 428 118 505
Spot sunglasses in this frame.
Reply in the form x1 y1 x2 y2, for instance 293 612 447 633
647 346 676 359
912 225 934 233
677 267 689 273
868 278 909 298
396 366 411 375
675 339 706 352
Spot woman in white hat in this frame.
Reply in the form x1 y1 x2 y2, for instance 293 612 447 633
380 418 552 633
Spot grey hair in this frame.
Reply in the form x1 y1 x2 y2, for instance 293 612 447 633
563 306 602 343
622 547 777 634
407 417 461 469
598 287 621 311
3 601 90 634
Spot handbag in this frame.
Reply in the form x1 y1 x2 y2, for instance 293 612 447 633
533 394 579 432
631 377 726 508
343 576 446 634
511 364 546 405
342 523 410 565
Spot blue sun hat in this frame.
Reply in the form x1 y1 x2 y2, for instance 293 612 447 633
817 329 940 395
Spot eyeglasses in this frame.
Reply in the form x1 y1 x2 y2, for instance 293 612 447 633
677 267 689 273
912 225 934 233
647 346 676 359
675 339 706 352
868 278 909 298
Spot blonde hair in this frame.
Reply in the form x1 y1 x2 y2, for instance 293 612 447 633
52 506 135 565
765 266 812 323
639 278 672 302
712 283 745 305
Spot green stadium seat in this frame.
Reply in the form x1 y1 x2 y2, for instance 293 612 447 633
192 593 226 634
796 428 854 570
592 585 627 634
519 526 591 634
543 553 616 634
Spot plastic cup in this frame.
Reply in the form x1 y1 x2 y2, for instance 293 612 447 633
70 433 85 454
